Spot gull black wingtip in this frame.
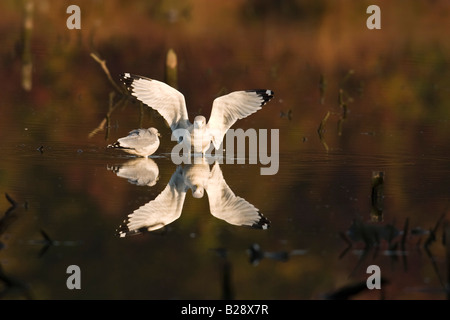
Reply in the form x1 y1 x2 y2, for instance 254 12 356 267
252 212 271 230
120 73 154 82
119 73 156 93
119 72 136 80
119 73 135 89
247 89 275 105
107 142 120 149
107 142 133 151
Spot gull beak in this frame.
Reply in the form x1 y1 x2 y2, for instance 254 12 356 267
194 120 203 129
192 185 204 198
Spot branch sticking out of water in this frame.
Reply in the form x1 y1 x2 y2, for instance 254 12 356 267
89 52 129 139
89 92 126 139
5 193 17 209
337 89 349 136
317 111 330 152
338 89 348 119
341 69 355 85
422 211 447 290
318 111 330 134
401 218 409 272
165 49 178 89
90 52 125 94
88 119 107 139
280 109 292 120
1 194 20 236
21 0 33 91
444 221 450 299
319 74 326 105
371 171 384 221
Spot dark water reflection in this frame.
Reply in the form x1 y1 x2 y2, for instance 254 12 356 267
1 1 450 300
115 158 270 237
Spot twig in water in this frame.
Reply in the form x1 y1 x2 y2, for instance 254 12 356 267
319 74 326 105
280 109 292 120
165 49 178 89
88 92 126 139
317 111 330 151
444 221 450 299
371 171 384 221
337 89 348 136
90 52 125 94
5 193 17 209
401 218 409 271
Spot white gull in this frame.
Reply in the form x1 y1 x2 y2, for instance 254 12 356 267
108 127 160 157
120 73 274 154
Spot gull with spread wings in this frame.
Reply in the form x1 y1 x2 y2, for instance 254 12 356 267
120 73 274 154
116 160 270 237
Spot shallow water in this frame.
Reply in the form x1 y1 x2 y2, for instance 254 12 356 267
0 1 449 300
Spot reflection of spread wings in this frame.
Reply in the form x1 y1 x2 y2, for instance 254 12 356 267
117 167 186 237
206 162 270 229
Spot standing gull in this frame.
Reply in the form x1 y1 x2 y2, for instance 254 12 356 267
119 73 274 154
108 127 160 157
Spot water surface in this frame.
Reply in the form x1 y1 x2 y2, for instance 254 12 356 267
0 0 449 300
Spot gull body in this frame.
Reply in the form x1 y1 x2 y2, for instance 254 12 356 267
108 158 160 187
120 73 274 154
108 127 160 157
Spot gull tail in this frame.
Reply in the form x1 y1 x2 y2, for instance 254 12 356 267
108 142 131 150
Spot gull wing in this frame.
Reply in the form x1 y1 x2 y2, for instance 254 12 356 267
207 90 274 149
117 129 158 149
120 73 190 130
117 166 187 237
205 162 270 229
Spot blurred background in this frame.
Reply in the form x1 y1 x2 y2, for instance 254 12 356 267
0 0 449 300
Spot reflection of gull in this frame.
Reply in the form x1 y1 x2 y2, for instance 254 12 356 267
120 73 274 154
117 161 270 237
204 163 269 228
108 127 160 157
247 243 307 266
117 165 186 237
108 158 159 187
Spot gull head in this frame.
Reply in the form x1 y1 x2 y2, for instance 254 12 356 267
193 116 206 129
192 185 204 198
149 127 161 137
